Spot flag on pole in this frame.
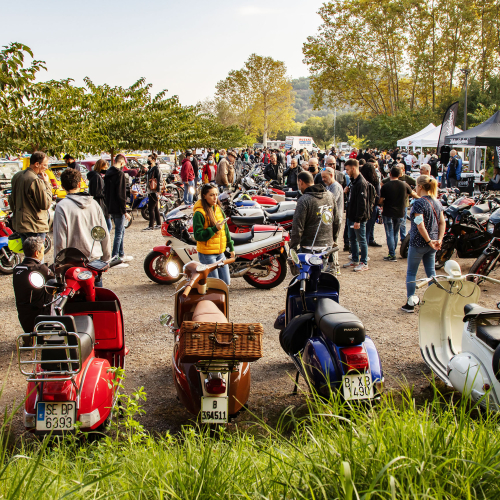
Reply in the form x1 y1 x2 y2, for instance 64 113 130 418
436 101 459 155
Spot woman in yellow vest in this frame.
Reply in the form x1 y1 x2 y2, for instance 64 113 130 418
192 184 235 286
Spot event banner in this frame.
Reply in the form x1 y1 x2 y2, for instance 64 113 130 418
436 101 459 154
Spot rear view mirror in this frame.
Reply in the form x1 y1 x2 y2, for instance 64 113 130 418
289 249 299 265
91 226 106 241
29 271 45 289
159 313 174 328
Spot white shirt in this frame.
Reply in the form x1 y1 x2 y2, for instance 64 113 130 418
405 154 415 166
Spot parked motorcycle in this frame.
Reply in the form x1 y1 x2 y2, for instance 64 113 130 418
274 213 383 400
158 256 262 423
143 212 290 289
0 212 21 274
416 260 500 409
16 227 127 434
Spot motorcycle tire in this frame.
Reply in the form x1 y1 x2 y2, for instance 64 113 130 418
243 253 288 289
467 252 500 284
44 235 52 254
144 250 183 285
434 237 455 270
400 234 410 258
0 251 22 275
141 206 150 221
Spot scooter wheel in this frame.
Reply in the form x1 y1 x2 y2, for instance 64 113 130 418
44 235 52 254
467 252 499 284
144 250 183 284
141 206 150 221
243 253 288 289
0 251 22 275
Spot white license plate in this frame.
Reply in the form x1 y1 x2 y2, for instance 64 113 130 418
201 397 228 423
36 402 76 431
342 374 373 400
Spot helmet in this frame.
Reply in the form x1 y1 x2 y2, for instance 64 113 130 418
8 233 23 253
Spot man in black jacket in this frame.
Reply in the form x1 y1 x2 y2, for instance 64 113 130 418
264 154 283 183
104 154 132 266
343 159 370 272
283 158 301 190
13 237 53 333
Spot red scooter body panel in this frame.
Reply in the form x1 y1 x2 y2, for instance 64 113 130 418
153 245 170 255
270 188 285 195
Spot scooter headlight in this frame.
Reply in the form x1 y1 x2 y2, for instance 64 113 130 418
308 255 323 266
77 271 93 280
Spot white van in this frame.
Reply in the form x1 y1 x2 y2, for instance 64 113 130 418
285 136 318 152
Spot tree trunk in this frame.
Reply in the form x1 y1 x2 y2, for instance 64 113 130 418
110 148 114 165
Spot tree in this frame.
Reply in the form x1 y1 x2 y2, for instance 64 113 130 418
300 115 335 149
215 54 295 146
347 135 370 149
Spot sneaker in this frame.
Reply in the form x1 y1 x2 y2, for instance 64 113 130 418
336 270 341 276
401 302 415 313
383 255 397 262
343 246 350 252
114 263 129 269
348 255 370 262
343 260 359 268
353 263 369 272
120 255 134 262
142 227 154 231
154 225 162 229
369 241 382 247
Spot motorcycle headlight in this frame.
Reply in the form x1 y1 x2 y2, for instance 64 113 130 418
487 222 495 234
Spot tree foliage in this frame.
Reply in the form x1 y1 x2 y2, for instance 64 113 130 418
214 54 295 145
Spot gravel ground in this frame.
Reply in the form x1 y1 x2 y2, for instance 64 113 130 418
1 215 499 437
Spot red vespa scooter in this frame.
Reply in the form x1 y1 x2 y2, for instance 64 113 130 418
16 227 127 434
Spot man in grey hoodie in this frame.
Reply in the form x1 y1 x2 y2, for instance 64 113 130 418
289 171 338 252
53 169 111 283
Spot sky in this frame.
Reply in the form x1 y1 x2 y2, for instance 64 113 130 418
2 0 325 105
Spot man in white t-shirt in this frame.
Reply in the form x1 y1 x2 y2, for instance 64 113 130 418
404 152 415 173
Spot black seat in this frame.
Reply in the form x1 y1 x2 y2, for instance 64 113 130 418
230 229 254 245
264 204 280 214
267 210 295 223
463 303 500 322
314 298 365 346
477 324 500 350
231 215 265 227
34 315 95 370
285 191 299 198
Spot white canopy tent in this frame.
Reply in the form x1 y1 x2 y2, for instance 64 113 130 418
410 124 462 149
396 123 436 148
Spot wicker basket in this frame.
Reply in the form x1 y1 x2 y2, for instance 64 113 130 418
178 321 263 363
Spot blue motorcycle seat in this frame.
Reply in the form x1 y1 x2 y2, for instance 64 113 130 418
314 298 365 346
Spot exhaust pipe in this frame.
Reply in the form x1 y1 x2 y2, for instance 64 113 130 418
230 256 275 278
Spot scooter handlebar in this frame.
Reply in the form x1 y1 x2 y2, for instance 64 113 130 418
416 279 430 289
109 257 123 268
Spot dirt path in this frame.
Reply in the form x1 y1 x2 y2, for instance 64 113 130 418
1 216 498 436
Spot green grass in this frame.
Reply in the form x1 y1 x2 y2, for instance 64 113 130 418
1 383 500 499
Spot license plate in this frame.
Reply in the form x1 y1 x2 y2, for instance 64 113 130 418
342 374 373 400
201 397 228 423
36 402 76 431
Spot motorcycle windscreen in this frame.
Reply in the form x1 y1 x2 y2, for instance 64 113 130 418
419 280 480 384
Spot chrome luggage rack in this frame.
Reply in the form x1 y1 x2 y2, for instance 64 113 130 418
16 320 83 382
195 359 240 373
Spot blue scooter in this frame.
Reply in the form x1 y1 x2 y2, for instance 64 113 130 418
274 213 383 401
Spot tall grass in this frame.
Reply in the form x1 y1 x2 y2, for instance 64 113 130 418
1 385 500 499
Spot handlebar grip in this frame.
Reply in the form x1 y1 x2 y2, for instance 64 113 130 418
182 285 192 297
416 280 429 289
223 257 236 265
109 257 123 268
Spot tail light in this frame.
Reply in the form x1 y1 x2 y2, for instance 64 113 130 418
50 178 58 188
205 373 226 394
283 233 290 241
340 346 369 372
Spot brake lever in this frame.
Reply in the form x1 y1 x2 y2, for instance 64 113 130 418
169 285 186 297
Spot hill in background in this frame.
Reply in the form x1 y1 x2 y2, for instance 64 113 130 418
292 77 330 122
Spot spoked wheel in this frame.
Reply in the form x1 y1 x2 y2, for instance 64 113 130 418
144 251 183 284
0 250 22 275
467 252 500 284
242 253 288 289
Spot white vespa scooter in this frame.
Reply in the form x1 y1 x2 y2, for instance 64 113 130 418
415 260 500 409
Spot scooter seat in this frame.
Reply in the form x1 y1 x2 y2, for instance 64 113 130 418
230 230 254 245
192 301 228 324
285 191 300 198
267 210 295 223
476 324 500 350
231 215 265 227
470 203 490 215
264 205 280 214
463 303 500 322
34 315 95 369
314 298 365 346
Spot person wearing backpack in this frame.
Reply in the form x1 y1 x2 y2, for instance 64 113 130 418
343 159 371 272
143 154 161 231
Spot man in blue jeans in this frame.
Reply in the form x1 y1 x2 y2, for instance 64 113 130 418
343 159 370 272
379 166 418 261
104 154 133 268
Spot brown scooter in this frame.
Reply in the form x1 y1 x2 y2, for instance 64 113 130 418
160 257 257 424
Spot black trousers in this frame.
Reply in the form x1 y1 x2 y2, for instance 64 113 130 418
148 192 161 227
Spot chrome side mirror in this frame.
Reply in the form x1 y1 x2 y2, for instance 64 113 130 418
159 313 174 328
289 248 299 265
29 271 45 289
91 226 106 241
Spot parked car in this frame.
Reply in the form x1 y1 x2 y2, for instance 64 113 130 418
0 160 23 190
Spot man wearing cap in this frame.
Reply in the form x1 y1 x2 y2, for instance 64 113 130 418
215 150 236 190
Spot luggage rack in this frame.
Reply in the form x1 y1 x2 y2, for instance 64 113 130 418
195 359 240 373
16 320 83 381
